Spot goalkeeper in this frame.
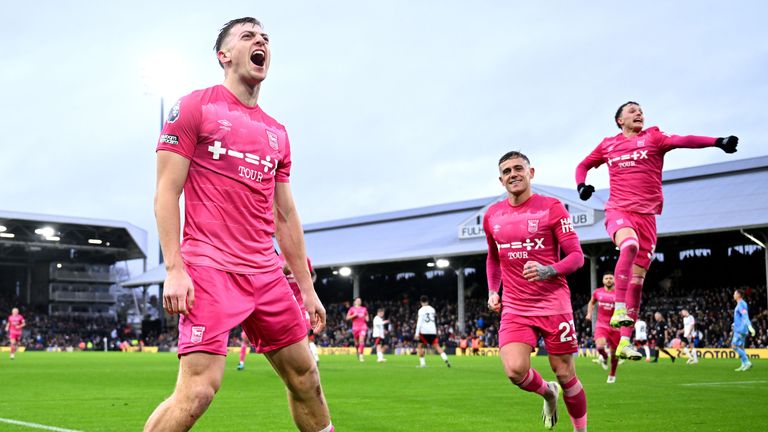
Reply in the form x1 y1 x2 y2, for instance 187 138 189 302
732 289 755 371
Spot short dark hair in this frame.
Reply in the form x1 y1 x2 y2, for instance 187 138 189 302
603 271 614 276
735 289 745 298
498 150 530 166
419 295 429 304
614 101 640 129
214 17 262 69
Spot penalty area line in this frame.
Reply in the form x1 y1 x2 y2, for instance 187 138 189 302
680 380 767 387
0 418 83 432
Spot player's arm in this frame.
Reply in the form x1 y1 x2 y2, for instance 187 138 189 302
156 151 194 316
414 314 422 338
274 182 326 333
345 309 354 321
523 202 584 282
585 296 596 321
19 318 25 329
574 142 604 201
740 304 756 336
483 213 502 313
657 128 738 154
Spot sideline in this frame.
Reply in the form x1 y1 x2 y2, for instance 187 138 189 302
0 418 83 432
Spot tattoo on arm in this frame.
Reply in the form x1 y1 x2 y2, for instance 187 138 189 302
537 265 557 280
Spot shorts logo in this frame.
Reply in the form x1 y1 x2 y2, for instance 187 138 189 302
167 99 181 123
527 219 539 234
266 130 279 150
190 325 206 343
616 218 624 225
159 134 179 145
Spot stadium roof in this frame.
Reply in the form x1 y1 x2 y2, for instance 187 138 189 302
0 210 147 263
123 155 768 286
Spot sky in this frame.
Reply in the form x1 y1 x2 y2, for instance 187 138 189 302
1 1 766 269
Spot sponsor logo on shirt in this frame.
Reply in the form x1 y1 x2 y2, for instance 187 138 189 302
266 130 279 150
606 150 648 168
497 238 545 259
527 219 539 233
206 140 279 183
159 134 179 145
191 325 206 343
167 99 181 123
560 218 574 233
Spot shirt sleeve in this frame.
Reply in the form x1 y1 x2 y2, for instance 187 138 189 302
483 211 502 293
275 129 292 183
575 141 605 185
415 311 423 335
653 127 717 153
548 201 585 276
156 95 201 159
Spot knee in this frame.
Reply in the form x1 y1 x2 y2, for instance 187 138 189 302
550 364 576 384
619 238 639 255
285 363 321 396
504 363 529 384
177 384 218 417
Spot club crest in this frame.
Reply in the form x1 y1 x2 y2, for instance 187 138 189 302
527 219 539 233
266 130 279 150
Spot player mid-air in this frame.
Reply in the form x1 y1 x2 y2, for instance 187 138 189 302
731 289 755 371
585 272 622 383
576 101 738 360
487 151 587 431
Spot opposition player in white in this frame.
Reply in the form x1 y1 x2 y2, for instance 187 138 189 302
372 308 389 363
414 295 451 368
633 317 651 362
680 309 698 364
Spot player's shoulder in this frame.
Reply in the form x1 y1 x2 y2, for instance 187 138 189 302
254 104 287 131
485 199 507 216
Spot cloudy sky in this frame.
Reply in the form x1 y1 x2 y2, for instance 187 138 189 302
1 1 766 267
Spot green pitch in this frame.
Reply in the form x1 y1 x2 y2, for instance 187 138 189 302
0 352 766 431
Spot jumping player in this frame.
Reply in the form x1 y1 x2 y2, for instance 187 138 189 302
414 295 451 368
346 297 369 362
585 272 622 383
576 101 738 360
732 289 755 371
372 308 389 363
486 151 587 431
5 307 25 360
145 17 332 432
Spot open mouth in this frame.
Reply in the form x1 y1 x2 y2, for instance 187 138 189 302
250 50 266 67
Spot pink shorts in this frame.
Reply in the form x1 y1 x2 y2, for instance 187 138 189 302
594 325 620 350
605 209 657 270
9 332 21 341
499 312 578 355
178 264 307 356
353 327 367 341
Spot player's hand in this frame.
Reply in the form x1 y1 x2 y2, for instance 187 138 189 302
523 261 557 282
577 183 594 201
303 291 327 334
487 292 501 313
749 326 756 337
163 267 194 316
585 313 592 321
715 136 738 153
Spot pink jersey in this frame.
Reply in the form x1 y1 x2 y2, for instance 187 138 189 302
348 306 368 330
156 85 291 273
7 314 24 333
591 287 615 328
575 127 716 215
484 194 584 316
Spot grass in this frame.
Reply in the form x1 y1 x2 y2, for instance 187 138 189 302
0 352 765 431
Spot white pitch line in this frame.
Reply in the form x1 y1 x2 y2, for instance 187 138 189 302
0 418 83 432
680 380 767 387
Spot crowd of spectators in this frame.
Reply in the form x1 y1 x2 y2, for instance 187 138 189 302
2 285 766 352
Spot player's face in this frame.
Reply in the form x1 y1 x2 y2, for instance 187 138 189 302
353 298 361 307
11 308 18 315
681 310 688 317
602 275 615 288
498 158 534 196
733 291 740 301
219 23 271 85
617 104 644 132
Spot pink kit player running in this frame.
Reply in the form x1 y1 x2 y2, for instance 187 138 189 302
486 151 587 431
5 308 25 360
346 298 369 362
145 17 332 432
575 101 738 360
585 272 621 383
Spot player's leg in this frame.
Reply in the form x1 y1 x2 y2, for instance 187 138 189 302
432 339 451 367
144 352 225 431
356 330 365 362
732 333 750 371
266 339 332 432
9 336 17 359
238 341 248 370
610 223 639 328
607 331 620 383
593 335 609 370
548 354 587 432
417 339 426 367
641 340 651 361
